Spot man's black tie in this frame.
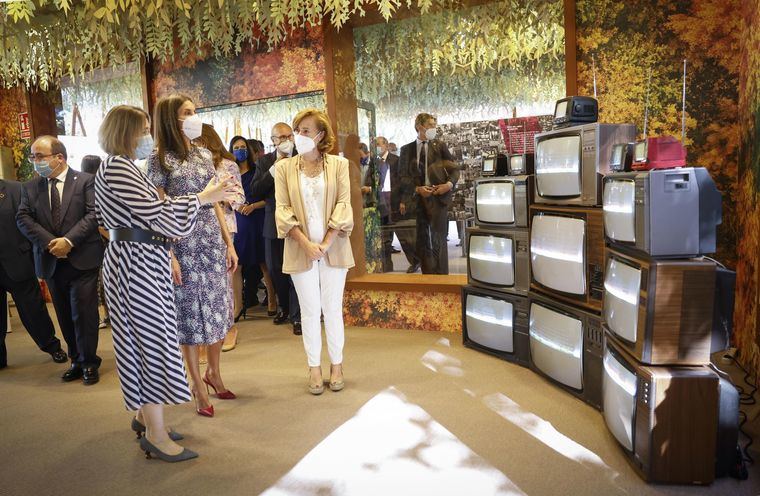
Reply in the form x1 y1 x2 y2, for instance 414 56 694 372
50 178 61 234
419 141 427 184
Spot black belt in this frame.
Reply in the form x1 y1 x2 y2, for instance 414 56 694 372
109 228 172 249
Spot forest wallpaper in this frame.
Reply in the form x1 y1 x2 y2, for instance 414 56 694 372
575 0 740 267
735 0 760 378
344 289 462 333
150 26 325 108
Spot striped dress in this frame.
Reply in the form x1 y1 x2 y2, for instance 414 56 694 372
95 155 201 411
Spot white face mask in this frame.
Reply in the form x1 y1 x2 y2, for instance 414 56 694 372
180 114 203 140
425 128 437 141
294 132 321 155
277 139 295 156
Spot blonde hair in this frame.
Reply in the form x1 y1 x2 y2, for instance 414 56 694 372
98 106 149 157
292 108 336 154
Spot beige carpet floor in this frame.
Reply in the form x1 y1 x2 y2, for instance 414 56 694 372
1 305 758 496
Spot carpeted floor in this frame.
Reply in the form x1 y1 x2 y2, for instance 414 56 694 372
1 305 758 496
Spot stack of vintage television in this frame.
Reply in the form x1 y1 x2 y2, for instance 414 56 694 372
461 97 740 485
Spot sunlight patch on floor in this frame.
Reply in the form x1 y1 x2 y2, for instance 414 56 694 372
261 388 526 496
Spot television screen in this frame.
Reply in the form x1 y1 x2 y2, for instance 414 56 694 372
555 100 568 120
603 257 641 344
610 144 624 168
634 141 647 162
530 214 586 295
465 293 515 353
602 347 637 451
509 155 524 174
603 179 636 242
469 234 514 286
535 136 582 197
482 157 495 173
475 182 515 224
529 301 584 389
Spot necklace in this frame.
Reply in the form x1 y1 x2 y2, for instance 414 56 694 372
299 154 324 178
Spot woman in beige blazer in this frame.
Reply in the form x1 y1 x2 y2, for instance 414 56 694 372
275 108 354 395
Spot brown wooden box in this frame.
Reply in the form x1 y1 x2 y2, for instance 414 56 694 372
603 247 715 365
605 337 718 485
529 204 605 313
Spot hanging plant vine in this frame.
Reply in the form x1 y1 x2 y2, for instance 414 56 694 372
0 0 460 89
353 0 565 116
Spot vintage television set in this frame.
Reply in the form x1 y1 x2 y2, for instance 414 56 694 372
461 285 530 367
553 96 598 128
529 205 606 312
473 176 533 228
467 226 530 296
507 153 534 175
528 292 603 410
609 143 634 172
533 123 636 206
480 153 508 177
631 135 687 171
602 167 722 257
603 247 716 365
602 337 739 484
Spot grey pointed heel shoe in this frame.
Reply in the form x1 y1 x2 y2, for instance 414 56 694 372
131 418 184 441
139 437 198 463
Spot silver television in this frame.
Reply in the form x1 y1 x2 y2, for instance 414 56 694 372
534 123 636 206
467 226 530 296
602 167 722 257
474 176 533 227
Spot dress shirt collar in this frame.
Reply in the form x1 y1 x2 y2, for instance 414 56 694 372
49 166 69 184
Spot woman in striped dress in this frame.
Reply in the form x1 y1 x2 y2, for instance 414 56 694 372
95 105 238 462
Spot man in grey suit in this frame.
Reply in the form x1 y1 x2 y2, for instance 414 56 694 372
16 136 104 384
0 178 67 369
399 113 459 275
251 123 302 335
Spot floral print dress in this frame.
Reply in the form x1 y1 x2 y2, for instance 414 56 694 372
148 147 232 345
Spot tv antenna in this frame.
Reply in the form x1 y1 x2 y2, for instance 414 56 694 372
643 67 652 139
682 59 687 143
592 54 598 98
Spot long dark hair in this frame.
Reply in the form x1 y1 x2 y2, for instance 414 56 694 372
80 155 102 175
197 124 235 169
228 135 259 168
154 93 192 171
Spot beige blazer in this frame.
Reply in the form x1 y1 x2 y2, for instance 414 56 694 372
275 154 355 274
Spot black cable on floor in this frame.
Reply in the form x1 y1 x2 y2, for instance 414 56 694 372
723 353 757 466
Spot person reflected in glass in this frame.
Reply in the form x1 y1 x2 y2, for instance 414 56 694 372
399 113 459 275
275 108 354 394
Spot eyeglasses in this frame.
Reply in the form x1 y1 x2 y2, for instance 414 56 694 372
28 153 56 161
272 134 294 141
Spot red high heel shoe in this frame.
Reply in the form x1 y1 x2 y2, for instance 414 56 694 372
203 372 237 400
192 390 215 417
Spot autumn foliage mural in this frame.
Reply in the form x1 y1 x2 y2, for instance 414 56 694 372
150 26 325 108
576 0 740 267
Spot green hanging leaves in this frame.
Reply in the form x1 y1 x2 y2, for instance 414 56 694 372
0 0 448 89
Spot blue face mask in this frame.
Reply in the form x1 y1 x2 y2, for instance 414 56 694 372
34 158 59 178
135 134 154 160
360 156 369 166
233 148 248 162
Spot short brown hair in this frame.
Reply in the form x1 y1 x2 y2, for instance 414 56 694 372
292 108 335 154
414 113 436 131
196 124 235 168
154 94 192 171
98 106 149 157
33 135 68 160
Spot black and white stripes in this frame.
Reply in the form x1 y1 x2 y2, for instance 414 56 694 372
95 155 200 410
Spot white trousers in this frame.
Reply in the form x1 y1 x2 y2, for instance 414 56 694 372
291 259 348 367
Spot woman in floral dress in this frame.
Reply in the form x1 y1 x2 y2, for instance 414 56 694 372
148 94 238 417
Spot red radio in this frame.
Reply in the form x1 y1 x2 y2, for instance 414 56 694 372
630 136 687 171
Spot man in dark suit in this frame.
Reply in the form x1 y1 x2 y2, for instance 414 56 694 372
251 123 302 335
0 178 67 369
399 113 459 275
16 136 104 384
